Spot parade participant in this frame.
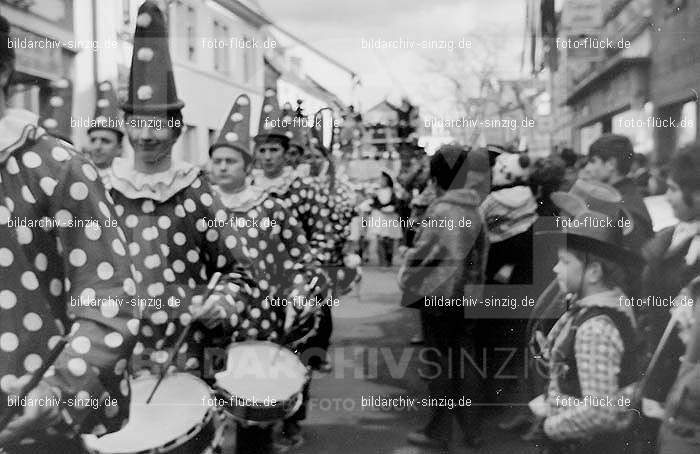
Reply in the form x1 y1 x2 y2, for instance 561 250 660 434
210 94 329 343
251 89 341 295
532 192 642 453
38 77 74 146
582 134 653 250
400 145 488 451
0 13 139 453
85 81 123 189
110 1 270 377
209 94 330 452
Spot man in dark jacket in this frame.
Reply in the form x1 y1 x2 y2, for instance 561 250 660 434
582 134 654 250
399 146 489 450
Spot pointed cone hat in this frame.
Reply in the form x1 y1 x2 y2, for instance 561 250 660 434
40 77 73 145
121 1 184 114
210 94 251 159
88 80 123 137
254 86 288 145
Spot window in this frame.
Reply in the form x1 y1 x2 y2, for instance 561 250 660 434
243 35 255 82
208 128 218 147
122 0 130 26
213 21 230 74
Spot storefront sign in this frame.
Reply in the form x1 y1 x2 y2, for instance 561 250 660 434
562 0 603 33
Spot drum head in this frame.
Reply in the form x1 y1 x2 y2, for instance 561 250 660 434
83 373 211 454
215 341 307 403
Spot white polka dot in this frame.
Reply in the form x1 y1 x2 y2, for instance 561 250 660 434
22 312 42 331
200 193 213 206
124 278 136 296
144 254 161 269
101 303 119 318
21 271 39 290
142 200 156 213
82 163 98 181
125 215 138 228
148 282 165 297
114 358 128 376
97 262 114 280
0 333 19 352
21 186 36 203
22 151 41 168
0 248 14 267
150 310 168 325
173 232 186 245
69 249 87 267
85 223 102 241
68 358 87 376
163 268 175 281
166 262 186 280
33 253 48 271
179 313 192 326
16 226 32 245
23 354 42 373
129 242 140 256
71 336 91 354
70 182 89 200
158 216 171 229
206 229 219 242
115 204 125 217
195 219 207 232
6 156 20 174
104 332 123 348
184 199 196 212
112 239 126 256
225 235 237 248
142 226 158 241
49 279 62 296
55 209 73 226
126 319 140 336
0 206 10 225
174 205 186 217
0 290 17 309
186 250 199 263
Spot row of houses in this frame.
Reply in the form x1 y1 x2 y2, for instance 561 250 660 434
3 0 353 166
544 0 699 162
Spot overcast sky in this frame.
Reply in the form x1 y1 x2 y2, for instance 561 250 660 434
257 0 528 112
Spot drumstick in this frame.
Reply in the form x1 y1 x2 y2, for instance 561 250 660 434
0 337 67 430
146 272 222 404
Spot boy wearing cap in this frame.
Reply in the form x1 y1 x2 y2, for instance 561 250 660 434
533 193 641 452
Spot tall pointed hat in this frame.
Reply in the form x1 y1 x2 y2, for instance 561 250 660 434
88 80 123 137
40 77 73 145
121 1 184 114
210 94 251 159
254 86 288 145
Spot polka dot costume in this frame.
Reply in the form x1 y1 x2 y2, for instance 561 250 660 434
109 162 270 376
215 186 330 342
251 166 343 267
0 122 139 440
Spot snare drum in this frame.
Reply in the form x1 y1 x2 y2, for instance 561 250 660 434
214 341 309 425
83 373 220 454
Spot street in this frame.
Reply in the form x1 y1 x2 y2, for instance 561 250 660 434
295 266 539 454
